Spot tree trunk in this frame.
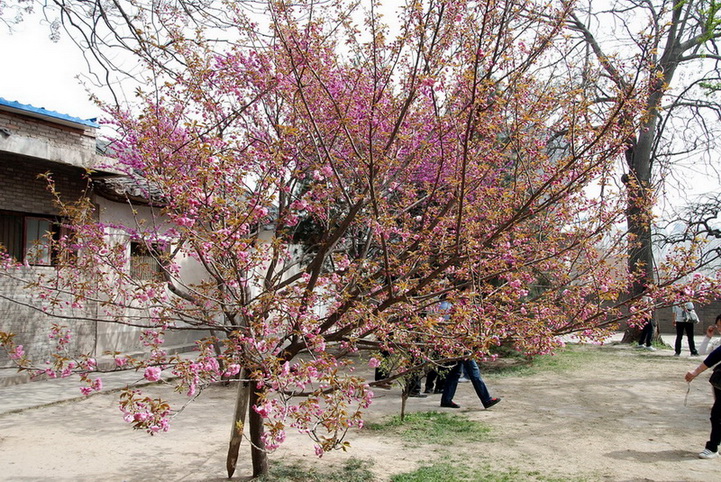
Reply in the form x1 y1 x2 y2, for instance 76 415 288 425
620 146 655 343
248 386 269 477
226 369 250 478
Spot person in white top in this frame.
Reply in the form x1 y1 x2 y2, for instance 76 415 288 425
698 314 721 356
673 301 700 356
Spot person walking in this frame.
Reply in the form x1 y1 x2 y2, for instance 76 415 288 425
685 314 721 459
440 359 501 410
674 301 700 356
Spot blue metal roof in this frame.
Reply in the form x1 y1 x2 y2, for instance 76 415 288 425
0 97 99 129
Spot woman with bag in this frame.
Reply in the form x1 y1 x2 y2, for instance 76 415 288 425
684 314 721 459
674 301 700 356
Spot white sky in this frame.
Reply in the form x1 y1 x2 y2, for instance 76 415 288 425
0 20 100 121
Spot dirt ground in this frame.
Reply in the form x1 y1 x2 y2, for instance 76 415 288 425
1 342 720 481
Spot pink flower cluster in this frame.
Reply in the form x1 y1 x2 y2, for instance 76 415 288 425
80 377 103 396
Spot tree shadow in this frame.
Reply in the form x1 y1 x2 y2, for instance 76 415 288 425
606 448 698 463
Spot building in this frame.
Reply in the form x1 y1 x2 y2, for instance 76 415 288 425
0 98 200 385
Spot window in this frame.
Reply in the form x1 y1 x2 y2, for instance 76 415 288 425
129 241 166 281
25 217 53 265
0 211 63 266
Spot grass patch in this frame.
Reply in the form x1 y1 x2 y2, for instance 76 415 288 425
261 457 375 481
480 344 609 377
365 411 490 444
390 462 582 482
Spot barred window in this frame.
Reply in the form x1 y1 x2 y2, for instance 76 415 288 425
129 241 166 281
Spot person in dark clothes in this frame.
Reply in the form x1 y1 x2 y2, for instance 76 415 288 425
685 314 721 459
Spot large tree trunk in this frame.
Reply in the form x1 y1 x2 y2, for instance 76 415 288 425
225 372 269 478
620 66 671 343
621 165 655 343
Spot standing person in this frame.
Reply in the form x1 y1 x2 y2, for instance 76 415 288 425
637 319 656 351
636 293 656 350
674 301 700 356
440 359 501 410
684 314 721 459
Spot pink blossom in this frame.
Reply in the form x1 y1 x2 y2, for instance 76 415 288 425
253 401 272 418
91 378 103 391
176 216 195 227
144 366 162 382
9 345 24 360
224 363 241 377
368 357 381 368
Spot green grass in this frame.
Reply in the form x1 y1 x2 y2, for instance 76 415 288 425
365 410 491 444
390 462 583 482
479 343 609 377
261 457 375 481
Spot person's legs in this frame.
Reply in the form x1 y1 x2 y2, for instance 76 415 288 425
675 322 685 355
463 359 493 406
409 373 423 395
638 322 653 347
425 369 437 393
685 322 698 355
440 362 462 406
434 366 447 394
705 387 721 452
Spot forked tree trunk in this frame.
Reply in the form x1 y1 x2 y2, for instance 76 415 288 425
248 387 269 477
225 372 269 478
226 369 249 478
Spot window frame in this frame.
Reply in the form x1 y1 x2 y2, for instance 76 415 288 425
0 210 66 266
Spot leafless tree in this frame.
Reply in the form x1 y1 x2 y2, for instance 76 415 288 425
568 0 721 341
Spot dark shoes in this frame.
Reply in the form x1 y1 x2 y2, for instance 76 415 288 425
409 392 428 398
440 401 461 408
484 397 502 409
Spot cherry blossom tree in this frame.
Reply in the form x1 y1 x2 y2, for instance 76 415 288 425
4 0 721 478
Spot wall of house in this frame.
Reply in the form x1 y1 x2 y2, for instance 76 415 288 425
0 106 202 386
0 153 89 215
92 196 206 358
0 270 98 386
654 302 721 337
0 109 98 169
0 152 97 386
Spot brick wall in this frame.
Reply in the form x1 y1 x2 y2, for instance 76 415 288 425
655 301 721 334
0 271 97 385
0 153 96 384
0 153 89 214
0 110 96 154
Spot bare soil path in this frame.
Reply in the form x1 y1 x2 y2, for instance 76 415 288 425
0 343 718 481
